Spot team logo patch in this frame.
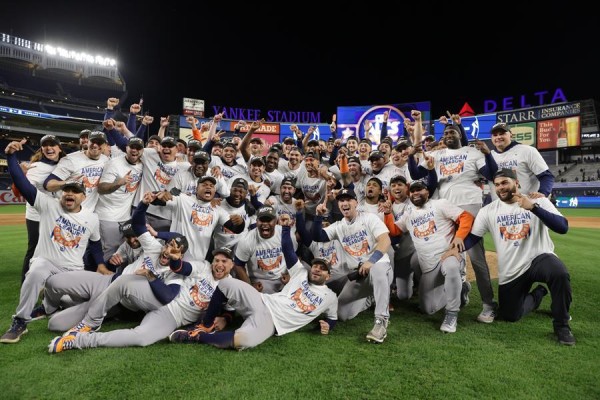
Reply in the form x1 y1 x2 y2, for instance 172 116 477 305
291 288 317 313
499 224 531 241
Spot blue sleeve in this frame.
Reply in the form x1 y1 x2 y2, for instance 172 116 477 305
536 170 554 196
88 240 105 266
169 259 193 276
531 206 568 234
127 113 137 133
7 154 37 205
408 155 427 179
202 139 214 154
131 201 149 236
223 218 245 234
295 212 312 247
43 173 61 191
104 108 115 121
426 168 438 197
328 146 339 166
324 318 337 331
463 233 483 251
135 124 148 141
459 124 468 147
282 226 298 269
381 120 388 144
148 281 180 305
250 194 263 210
105 129 128 152
312 216 331 242
478 153 498 181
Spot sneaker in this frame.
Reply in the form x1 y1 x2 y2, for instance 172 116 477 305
555 326 576 346
0 317 28 344
48 334 76 353
169 329 202 343
366 317 388 343
440 311 458 333
187 322 215 337
460 281 471 309
64 322 97 337
477 303 497 324
30 304 49 321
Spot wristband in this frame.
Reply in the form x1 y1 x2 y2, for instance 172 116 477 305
367 250 384 265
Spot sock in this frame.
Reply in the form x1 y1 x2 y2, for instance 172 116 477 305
199 331 235 349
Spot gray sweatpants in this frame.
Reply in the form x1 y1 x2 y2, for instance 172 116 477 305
73 306 178 348
99 220 124 261
337 260 393 321
460 203 495 306
81 274 164 328
419 256 463 315
44 271 113 332
217 278 276 350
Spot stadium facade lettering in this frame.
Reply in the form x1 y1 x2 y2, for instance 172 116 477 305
212 106 321 123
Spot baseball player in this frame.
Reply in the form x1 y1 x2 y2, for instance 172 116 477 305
312 188 393 343
46 193 190 336
95 136 144 260
168 216 337 351
383 179 474 333
446 169 575 345
167 150 229 198
48 246 235 353
1 140 105 344
211 177 253 252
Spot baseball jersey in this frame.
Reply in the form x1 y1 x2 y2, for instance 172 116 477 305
32 193 100 269
120 232 185 287
470 197 560 285
167 261 227 326
24 160 59 221
395 199 465 273
262 262 338 336
323 211 390 270
95 155 143 222
235 225 298 282
165 195 231 262
423 146 485 205
51 151 109 209
490 144 549 199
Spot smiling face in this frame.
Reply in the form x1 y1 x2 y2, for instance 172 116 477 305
280 182 295 202
126 144 143 164
346 139 358 153
288 149 302 166
409 186 429 207
492 130 512 151
86 139 105 160
337 197 358 220
390 181 409 203
41 143 61 161
160 143 177 162
365 180 382 203
494 176 518 202
192 160 209 178
442 128 462 149
211 254 234 280
265 151 279 172
308 262 330 285
229 185 247 206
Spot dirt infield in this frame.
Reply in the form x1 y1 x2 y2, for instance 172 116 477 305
0 213 597 282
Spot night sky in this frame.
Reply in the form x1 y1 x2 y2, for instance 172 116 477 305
3 2 600 123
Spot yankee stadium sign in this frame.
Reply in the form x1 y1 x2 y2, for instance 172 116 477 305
211 105 321 123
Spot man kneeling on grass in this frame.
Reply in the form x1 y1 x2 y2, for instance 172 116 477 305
169 214 338 350
443 169 575 345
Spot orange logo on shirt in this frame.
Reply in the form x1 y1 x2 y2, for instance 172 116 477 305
499 224 531 241
413 220 437 238
191 210 213 227
52 225 82 248
82 175 99 189
190 285 210 309
440 162 464 176
126 181 140 193
291 288 317 313
343 240 369 257
257 255 282 271
154 168 171 185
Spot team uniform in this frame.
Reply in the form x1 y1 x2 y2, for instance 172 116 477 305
393 199 466 316
490 144 550 199
390 199 420 300
168 167 229 198
211 199 251 251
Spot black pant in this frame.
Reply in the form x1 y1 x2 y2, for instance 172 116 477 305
22 219 40 283
498 253 572 329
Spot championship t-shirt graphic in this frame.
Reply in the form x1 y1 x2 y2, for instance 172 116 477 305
52 215 87 251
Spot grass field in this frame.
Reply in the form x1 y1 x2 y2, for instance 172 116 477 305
0 216 599 399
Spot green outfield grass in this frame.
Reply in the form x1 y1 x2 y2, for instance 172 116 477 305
0 225 598 399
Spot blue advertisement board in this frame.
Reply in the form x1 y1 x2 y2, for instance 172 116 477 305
555 196 600 208
433 113 498 142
